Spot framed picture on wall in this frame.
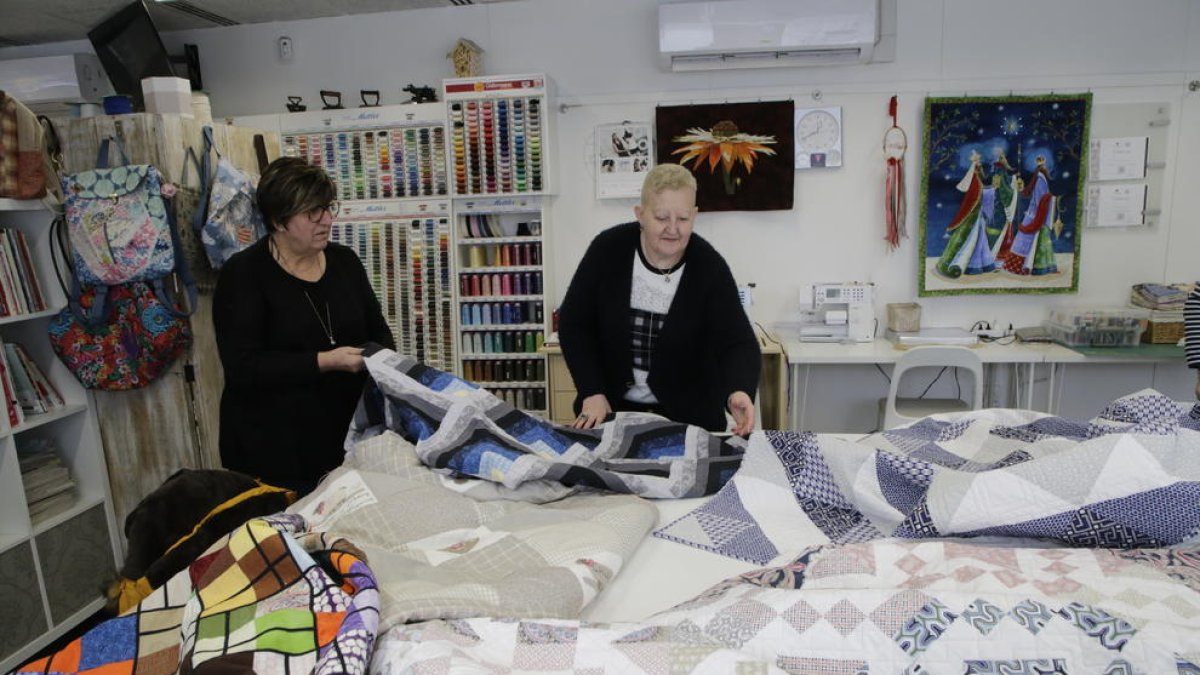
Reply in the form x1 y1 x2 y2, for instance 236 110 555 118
655 100 794 212
918 93 1092 296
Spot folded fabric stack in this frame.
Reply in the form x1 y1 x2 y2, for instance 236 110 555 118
1130 282 1192 310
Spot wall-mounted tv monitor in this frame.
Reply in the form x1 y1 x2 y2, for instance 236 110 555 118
88 0 176 111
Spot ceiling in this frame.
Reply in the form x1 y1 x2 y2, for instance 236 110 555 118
1 0 515 47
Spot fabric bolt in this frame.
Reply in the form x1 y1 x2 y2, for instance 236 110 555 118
558 222 760 431
213 237 395 487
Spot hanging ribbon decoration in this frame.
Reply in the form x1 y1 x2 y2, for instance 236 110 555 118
883 95 908 250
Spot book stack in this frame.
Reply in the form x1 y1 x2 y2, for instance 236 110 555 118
17 438 76 523
0 339 66 427
0 227 47 317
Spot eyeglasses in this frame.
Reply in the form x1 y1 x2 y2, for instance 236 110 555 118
305 202 341 221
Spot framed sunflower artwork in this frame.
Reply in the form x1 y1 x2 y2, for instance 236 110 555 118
655 100 795 212
919 93 1092 296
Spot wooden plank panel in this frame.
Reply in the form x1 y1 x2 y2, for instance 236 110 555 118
55 113 279 543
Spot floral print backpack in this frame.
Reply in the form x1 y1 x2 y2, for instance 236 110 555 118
49 136 197 390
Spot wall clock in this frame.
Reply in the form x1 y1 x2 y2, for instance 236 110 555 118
794 106 843 169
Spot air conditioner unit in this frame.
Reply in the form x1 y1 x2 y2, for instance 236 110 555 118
0 54 113 112
659 0 880 72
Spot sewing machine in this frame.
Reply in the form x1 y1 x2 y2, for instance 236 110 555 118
798 282 876 342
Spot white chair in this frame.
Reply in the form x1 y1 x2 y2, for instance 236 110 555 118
879 346 984 430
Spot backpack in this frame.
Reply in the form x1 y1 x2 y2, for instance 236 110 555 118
195 125 266 268
49 137 198 390
60 136 197 326
62 136 176 287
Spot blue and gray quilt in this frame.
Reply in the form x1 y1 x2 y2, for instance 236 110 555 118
348 349 744 499
657 389 1200 565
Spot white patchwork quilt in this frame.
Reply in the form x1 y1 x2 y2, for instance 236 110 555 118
362 390 1200 673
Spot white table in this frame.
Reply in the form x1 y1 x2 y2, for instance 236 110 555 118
1037 342 1189 415
782 338 1082 432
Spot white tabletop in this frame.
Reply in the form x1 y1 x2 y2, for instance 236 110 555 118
781 338 1073 365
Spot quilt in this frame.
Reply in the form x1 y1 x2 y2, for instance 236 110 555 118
16 515 380 675
290 430 657 629
347 348 744 499
370 538 1200 673
656 390 1200 566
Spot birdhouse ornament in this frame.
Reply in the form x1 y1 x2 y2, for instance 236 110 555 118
449 38 484 78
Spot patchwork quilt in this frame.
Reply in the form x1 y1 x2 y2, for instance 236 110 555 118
348 349 744 499
16 516 379 675
288 430 657 629
657 390 1200 565
370 538 1200 673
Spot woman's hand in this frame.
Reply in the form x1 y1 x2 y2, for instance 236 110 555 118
728 391 755 436
572 393 612 429
318 346 366 373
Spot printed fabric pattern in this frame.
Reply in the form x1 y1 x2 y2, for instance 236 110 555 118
62 164 175 285
201 157 265 268
47 281 191 390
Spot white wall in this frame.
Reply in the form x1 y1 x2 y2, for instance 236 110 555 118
4 0 1198 331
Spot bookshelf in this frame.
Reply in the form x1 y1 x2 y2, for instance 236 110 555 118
0 198 120 673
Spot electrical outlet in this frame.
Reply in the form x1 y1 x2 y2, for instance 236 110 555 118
278 36 294 60
974 328 1007 339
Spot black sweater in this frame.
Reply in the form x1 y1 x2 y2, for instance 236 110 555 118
212 238 394 486
559 222 760 431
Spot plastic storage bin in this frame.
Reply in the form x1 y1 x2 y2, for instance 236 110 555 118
1046 308 1147 347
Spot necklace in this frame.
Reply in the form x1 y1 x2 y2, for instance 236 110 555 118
303 290 335 346
640 248 685 283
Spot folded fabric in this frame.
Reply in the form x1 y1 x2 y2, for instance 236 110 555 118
657 389 1200 565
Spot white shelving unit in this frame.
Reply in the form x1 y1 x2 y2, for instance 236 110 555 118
444 74 554 417
0 198 120 672
454 196 548 413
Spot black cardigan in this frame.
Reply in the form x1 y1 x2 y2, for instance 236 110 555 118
212 238 395 487
559 222 760 431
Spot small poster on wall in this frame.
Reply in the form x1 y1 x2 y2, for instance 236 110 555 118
655 100 794 212
595 122 653 199
919 93 1092 296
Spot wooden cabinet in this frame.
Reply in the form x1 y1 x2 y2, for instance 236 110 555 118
0 198 119 672
543 344 576 426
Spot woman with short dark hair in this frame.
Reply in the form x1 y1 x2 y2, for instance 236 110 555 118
213 157 394 495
